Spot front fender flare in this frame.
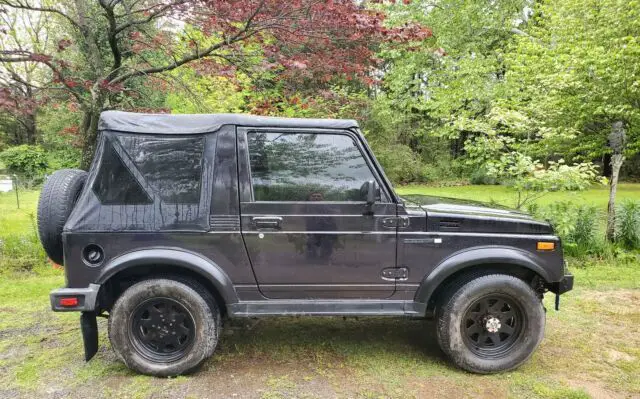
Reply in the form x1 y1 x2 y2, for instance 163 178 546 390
414 246 550 305
96 248 238 305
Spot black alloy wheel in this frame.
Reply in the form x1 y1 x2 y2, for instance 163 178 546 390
436 274 545 373
130 298 196 363
109 278 220 376
461 294 524 358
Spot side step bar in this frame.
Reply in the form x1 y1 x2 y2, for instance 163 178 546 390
228 300 427 318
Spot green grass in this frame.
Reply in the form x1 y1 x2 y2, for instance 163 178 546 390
0 265 637 398
0 189 39 234
0 185 638 397
396 183 640 209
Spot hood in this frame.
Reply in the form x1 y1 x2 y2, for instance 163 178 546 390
401 194 553 235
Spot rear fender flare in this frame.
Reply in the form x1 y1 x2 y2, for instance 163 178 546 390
414 246 550 305
96 248 238 305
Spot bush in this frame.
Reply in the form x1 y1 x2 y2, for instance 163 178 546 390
370 142 431 184
47 148 81 171
0 145 48 186
615 201 640 250
0 221 48 273
469 167 499 185
528 202 607 258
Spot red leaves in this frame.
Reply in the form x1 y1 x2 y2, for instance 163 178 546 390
0 86 40 116
57 39 72 52
193 0 430 85
98 79 124 93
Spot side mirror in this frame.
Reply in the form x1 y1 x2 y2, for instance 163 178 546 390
361 180 379 215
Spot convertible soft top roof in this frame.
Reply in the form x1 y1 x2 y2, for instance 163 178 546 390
99 111 360 134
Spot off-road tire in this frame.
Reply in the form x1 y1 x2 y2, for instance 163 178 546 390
108 278 220 377
436 274 545 373
37 169 87 265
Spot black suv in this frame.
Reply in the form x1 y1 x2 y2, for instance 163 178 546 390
39 111 573 376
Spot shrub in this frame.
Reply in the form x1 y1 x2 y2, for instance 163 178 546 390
0 232 48 273
615 201 640 250
370 143 430 184
470 167 499 185
0 145 48 186
484 154 606 209
528 202 606 258
47 148 81 171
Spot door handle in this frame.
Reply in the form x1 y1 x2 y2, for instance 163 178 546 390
252 216 283 229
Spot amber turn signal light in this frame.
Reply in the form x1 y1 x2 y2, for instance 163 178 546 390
537 242 555 251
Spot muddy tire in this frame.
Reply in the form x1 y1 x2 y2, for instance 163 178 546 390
37 169 87 265
436 274 545 373
108 278 220 377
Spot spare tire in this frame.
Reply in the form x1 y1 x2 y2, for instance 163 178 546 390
37 169 88 265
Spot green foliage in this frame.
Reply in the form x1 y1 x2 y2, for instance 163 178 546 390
485 154 606 208
615 201 640 250
0 145 48 185
469 167 499 185
0 216 47 273
368 142 429 184
504 0 640 160
528 202 607 258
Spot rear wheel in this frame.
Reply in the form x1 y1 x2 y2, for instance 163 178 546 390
108 278 220 376
436 274 545 373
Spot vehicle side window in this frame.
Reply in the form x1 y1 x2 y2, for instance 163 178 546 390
117 135 204 203
92 140 152 205
92 135 205 205
247 132 382 202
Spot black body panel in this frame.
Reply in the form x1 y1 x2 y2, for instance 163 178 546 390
52 112 571 324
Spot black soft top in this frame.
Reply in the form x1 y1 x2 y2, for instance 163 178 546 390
99 110 359 134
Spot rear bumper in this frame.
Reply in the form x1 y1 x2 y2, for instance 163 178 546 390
50 284 100 312
549 274 574 295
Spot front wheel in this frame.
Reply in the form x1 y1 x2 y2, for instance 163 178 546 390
436 274 545 373
108 278 220 376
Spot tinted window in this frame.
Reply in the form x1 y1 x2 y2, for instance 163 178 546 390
117 135 204 203
92 141 152 205
247 132 378 201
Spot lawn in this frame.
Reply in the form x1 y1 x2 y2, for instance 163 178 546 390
0 189 39 234
0 185 639 398
396 182 640 209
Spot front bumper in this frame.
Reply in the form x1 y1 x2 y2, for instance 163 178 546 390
549 273 574 295
50 284 100 312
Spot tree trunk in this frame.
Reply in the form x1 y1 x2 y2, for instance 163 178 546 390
602 153 612 177
23 112 36 145
605 121 627 242
79 106 102 170
606 153 624 241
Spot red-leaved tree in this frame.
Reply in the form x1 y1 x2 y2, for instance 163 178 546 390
0 0 430 168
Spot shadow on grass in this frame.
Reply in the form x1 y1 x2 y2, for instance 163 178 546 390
209 317 451 373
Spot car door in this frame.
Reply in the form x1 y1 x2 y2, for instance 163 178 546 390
237 127 398 299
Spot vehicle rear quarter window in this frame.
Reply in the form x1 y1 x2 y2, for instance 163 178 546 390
92 140 152 205
117 136 204 203
92 135 204 205
247 132 378 201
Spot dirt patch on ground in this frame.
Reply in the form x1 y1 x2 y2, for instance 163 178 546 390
1 288 640 398
567 379 625 399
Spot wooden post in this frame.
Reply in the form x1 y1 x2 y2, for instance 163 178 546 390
13 175 20 209
606 121 626 242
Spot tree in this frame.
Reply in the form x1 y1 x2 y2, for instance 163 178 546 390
0 0 430 168
483 153 605 209
504 0 640 240
373 0 529 161
0 5 51 145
